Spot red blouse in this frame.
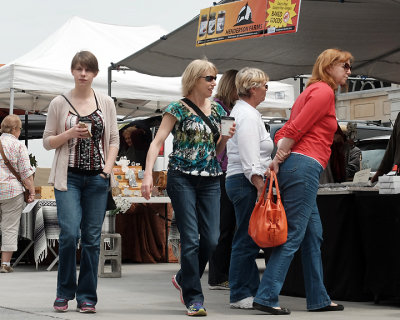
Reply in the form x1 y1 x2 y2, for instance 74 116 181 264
275 81 337 168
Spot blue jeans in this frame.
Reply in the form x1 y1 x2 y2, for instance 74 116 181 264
254 153 332 310
225 173 260 303
167 170 220 307
54 171 109 305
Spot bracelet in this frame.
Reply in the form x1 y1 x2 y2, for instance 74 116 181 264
101 171 111 179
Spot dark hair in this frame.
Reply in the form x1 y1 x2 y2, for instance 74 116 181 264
71 51 99 73
214 69 238 109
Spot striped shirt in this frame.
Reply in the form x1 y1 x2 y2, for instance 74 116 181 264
0 133 35 200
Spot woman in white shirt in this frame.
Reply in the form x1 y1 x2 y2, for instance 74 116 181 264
225 67 273 309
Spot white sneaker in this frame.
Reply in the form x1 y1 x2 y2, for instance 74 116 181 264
230 296 254 309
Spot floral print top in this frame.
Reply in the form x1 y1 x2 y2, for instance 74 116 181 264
165 100 226 176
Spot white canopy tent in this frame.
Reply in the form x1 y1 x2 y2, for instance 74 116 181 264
0 16 294 119
0 16 184 118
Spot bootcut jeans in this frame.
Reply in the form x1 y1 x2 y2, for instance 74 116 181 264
167 169 220 307
225 173 260 303
54 171 108 305
254 153 332 310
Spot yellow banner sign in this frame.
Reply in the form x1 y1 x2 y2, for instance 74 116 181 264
265 0 301 36
196 0 301 47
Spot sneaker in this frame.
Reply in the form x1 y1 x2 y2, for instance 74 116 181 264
230 296 254 309
208 281 229 290
77 301 96 313
187 302 207 316
53 297 68 312
0 264 13 273
172 274 184 305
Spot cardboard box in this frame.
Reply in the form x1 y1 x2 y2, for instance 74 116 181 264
35 186 55 199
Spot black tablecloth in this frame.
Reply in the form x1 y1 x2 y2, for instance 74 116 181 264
265 191 400 302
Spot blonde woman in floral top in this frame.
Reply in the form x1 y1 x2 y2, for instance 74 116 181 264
141 59 234 317
0 114 35 273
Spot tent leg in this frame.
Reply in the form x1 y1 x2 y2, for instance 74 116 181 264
9 88 15 114
108 66 112 97
25 111 29 147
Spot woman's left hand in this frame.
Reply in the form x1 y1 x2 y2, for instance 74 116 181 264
264 167 271 179
27 193 35 203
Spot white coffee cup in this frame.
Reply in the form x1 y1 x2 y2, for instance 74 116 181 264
221 116 235 136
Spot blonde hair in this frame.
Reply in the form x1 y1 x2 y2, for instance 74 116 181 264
307 48 354 90
0 114 21 134
214 69 238 108
235 67 269 98
181 59 218 96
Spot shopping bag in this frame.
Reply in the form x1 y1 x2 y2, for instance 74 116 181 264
248 170 287 247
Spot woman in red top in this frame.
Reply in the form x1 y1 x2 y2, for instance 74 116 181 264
252 48 353 315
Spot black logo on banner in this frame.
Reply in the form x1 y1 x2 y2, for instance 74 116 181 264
234 2 254 26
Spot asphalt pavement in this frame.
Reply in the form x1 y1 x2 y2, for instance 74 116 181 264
1 261 400 319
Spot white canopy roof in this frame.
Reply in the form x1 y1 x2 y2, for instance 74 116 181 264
0 16 183 117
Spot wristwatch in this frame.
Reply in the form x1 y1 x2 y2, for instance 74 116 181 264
101 171 111 179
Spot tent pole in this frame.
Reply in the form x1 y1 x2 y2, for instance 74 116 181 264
300 78 305 93
9 88 15 114
108 65 112 97
24 111 28 147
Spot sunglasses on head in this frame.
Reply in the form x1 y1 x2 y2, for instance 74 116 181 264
201 75 217 82
342 62 352 71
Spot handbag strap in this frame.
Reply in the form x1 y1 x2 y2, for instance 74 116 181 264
267 170 282 201
257 170 281 203
0 139 24 185
181 98 220 143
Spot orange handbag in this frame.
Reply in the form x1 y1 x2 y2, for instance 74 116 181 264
248 170 288 248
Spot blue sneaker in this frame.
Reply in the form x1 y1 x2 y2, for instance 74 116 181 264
187 302 207 316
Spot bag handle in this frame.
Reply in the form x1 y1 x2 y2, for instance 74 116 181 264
267 170 282 201
0 140 26 188
257 170 281 204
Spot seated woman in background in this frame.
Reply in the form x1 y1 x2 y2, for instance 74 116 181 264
118 124 151 169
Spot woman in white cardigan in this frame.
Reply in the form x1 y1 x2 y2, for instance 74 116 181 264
43 51 119 314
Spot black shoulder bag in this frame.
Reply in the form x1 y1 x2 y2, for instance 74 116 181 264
62 94 117 211
181 97 220 144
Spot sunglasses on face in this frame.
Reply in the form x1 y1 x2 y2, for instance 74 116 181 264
265 84 269 90
201 75 217 82
342 62 352 71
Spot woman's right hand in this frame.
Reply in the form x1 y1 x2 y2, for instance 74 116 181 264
141 173 153 200
269 159 280 175
68 124 89 139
